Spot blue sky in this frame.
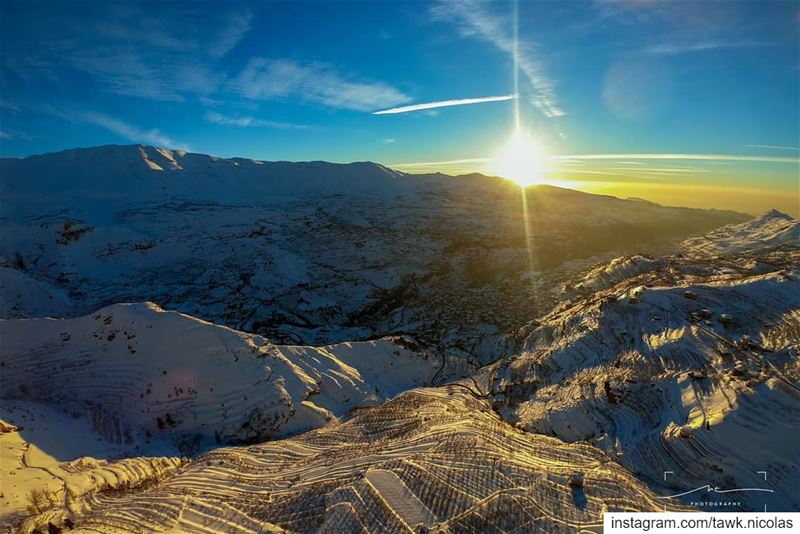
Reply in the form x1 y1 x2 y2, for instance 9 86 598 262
1 1 798 213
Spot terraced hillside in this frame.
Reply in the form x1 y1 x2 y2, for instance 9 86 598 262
487 217 800 512
6 214 797 533
0 303 466 530
32 387 690 534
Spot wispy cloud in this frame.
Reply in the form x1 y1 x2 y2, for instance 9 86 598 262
604 167 705 174
646 40 765 55
204 111 306 129
230 58 410 112
81 112 186 149
747 144 800 152
373 95 516 115
551 153 800 164
0 100 21 114
391 153 800 169
3 6 409 115
2 4 251 101
390 157 490 168
430 1 563 118
594 1 776 59
0 129 32 141
206 11 254 59
0 101 186 148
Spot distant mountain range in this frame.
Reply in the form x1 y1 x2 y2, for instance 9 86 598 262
1 145 748 352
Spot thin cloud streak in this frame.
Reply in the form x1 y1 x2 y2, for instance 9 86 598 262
204 111 306 129
373 95 516 115
391 153 800 169
552 153 800 164
80 111 187 149
646 40 765 55
605 167 705 173
390 157 490 168
0 129 32 141
747 144 800 152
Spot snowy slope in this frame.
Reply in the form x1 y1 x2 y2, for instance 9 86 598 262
683 209 799 255
564 255 661 295
488 245 800 511
0 267 71 318
0 302 443 448
1 399 183 531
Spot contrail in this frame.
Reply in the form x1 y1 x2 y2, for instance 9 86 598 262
373 95 516 115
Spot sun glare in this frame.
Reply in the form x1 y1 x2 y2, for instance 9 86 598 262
491 127 546 187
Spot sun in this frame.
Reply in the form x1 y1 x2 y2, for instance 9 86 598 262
491 127 546 187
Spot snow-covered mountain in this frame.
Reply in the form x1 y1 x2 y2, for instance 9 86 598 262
683 208 799 255
0 145 412 217
1 145 747 357
1 145 796 533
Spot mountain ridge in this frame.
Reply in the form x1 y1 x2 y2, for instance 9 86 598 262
0 144 743 221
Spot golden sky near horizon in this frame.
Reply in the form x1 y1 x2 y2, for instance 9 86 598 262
391 147 799 218
569 181 798 218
